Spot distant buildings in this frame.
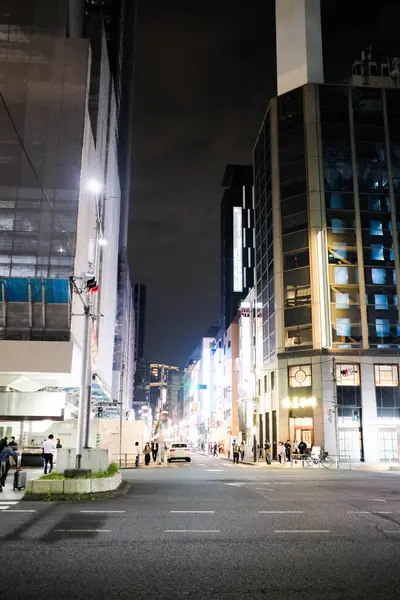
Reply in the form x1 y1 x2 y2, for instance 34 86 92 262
221 165 254 333
181 0 400 465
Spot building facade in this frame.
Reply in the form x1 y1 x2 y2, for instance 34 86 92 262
253 3 400 463
0 0 133 448
221 165 255 333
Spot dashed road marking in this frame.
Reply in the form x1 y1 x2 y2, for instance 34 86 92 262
170 511 215 514
80 510 125 514
164 530 220 533
206 469 224 472
368 498 386 502
275 530 329 534
3 509 36 513
0 501 19 505
259 511 303 514
255 488 275 491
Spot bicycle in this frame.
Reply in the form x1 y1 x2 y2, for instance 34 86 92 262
304 452 333 469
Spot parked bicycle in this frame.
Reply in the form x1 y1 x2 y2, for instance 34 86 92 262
304 450 333 469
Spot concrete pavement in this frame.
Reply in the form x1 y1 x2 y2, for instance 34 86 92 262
1 453 400 599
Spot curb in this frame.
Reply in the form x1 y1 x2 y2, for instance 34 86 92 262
22 481 132 502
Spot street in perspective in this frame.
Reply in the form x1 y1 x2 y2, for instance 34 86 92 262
2 1 400 599
2 454 400 599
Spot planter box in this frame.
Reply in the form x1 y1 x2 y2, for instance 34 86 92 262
26 472 122 496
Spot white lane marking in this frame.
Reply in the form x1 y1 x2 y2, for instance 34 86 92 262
80 510 125 514
164 530 220 533
255 488 275 491
0 501 19 505
279 483 291 485
225 483 244 487
3 510 36 513
368 498 386 502
259 511 303 514
275 530 329 533
199 464 206 466
54 529 110 533
347 511 370 514
170 511 215 514
383 530 400 534
0 506 10 510
374 511 392 514
206 469 224 472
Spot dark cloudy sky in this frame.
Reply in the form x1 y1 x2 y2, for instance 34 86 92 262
130 0 400 367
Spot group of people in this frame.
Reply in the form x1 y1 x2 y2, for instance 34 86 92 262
276 440 308 464
135 441 167 467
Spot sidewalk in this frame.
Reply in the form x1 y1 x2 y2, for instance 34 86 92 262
0 468 42 500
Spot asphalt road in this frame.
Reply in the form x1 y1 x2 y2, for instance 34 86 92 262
2 453 400 600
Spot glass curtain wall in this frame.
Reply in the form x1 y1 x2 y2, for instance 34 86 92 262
254 110 275 362
278 89 311 350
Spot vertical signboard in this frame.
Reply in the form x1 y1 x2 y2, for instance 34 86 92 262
233 207 243 292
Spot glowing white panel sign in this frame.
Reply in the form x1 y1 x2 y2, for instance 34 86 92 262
282 396 317 409
233 207 243 292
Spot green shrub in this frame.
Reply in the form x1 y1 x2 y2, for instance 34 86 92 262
39 462 119 480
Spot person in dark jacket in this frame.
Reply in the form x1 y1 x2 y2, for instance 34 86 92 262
0 446 19 488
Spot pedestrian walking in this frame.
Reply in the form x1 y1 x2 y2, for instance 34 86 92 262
213 442 218 457
42 434 56 475
201 441 205 454
134 441 140 467
0 445 19 488
264 441 272 464
285 440 291 463
240 441 245 462
0 437 8 451
151 441 158 462
233 442 240 464
8 436 18 449
143 442 151 466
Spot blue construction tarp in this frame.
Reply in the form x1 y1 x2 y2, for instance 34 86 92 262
0 278 69 303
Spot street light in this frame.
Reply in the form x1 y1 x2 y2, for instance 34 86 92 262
87 179 103 194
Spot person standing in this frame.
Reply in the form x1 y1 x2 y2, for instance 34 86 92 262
240 441 245 462
56 438 62 449
277 442 286 464
8 436 18 449
0 445 18 488
213 442 218 457
285 440 292 463
152 441 158 462
264 441 272 465
233 442 240 464
201 441 205 454
42 434 56 475
143 442 151 466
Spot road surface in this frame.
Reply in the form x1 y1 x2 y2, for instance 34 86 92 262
2 453 400 599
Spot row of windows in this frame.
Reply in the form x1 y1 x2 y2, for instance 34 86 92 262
334 319 400 338
333 266 397 285
334 293 398 310
287 364 399 388
329 218 398 235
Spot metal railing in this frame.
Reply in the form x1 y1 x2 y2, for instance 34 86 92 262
289 453 352 470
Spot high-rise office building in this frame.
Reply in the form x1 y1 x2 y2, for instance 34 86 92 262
221 165 254 332
254 0 400 464
133 284 146 361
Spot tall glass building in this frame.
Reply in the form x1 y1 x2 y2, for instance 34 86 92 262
254 1 400 464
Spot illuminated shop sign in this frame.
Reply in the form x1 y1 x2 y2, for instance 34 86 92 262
282 396 317 409
233 207 243 292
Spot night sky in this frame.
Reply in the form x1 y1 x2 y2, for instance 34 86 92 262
130 0 400 367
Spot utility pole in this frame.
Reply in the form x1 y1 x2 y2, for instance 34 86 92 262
332 357 339 458
71 277 92 471
119 353 126 468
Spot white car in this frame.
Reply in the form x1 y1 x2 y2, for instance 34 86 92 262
167 443 191 463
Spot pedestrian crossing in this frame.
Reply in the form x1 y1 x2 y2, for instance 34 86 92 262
0 500 21 511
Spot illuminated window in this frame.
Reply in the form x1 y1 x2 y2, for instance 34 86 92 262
375 365 398 387
370 220 383 236
334 266 348 284
390 246 395 261
336 364 360 386
335 293 349 309
332 218 345 233
336 318 351 337
372 268 387 284
375 294 388 310
330 192 344 209
371 244 384 261
376 319 390 337
288 365 312 388
368 197 381 211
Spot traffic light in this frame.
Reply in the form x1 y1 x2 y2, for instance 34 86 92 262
86 276 98 293
97 406 103 418
352 408 360 422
